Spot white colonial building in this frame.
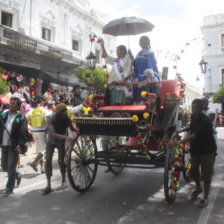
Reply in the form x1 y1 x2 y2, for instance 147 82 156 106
0 0 115 85
183 84 203 111
201 13 224 97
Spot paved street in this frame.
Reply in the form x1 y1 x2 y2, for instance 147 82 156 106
0 129 224 224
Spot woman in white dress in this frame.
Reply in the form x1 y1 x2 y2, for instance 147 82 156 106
99 39 133 105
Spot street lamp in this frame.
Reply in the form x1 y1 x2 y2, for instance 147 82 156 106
86 51 97 70
199 59 207 74
86 33 97 70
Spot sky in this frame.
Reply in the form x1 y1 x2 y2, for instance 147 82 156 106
89 0 224 89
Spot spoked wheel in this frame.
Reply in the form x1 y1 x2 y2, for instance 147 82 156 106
102 136 126 174
164 133 180 203
101 112 129 175
67 135 98 192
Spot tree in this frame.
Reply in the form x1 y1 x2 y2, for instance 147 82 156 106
213 86 224 114
0 77 10 96
76 68 108 94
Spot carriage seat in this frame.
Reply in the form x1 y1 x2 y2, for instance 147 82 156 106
160 80 181 106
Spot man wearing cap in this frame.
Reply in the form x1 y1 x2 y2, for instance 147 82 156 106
99 38 133 105
42 100 88 194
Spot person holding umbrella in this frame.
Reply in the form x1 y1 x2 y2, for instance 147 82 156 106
133 36 160 104
99 38 133 105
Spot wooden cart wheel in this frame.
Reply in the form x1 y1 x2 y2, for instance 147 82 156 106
164 133 180 203
102 136 124 174
67 135 98 192
101 112 128 174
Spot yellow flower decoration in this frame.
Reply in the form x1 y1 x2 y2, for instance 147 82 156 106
70 114 75 121
143 112 149 119
132 115 139 122
141 91 147 98
89 94 94 100
104 84 108 88
92 115 97 118
83 107 91 115
166 92 171 96
180 88 184 92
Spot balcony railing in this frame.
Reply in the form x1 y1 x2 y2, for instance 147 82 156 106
0 25 78 62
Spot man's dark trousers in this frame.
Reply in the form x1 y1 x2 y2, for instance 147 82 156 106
1 146 22 193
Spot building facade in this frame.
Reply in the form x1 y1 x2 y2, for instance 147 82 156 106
183 84 203 111
201 13 224 97
0 0 115 85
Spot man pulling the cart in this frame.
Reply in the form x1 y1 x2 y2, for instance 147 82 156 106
169 99 217 207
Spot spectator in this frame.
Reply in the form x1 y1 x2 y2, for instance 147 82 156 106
43 88 53 102
80 87 89 100
47 102 56 114
70 85 82 106
0 97 28 196
59 90 66 103
169 99 217 207
52 90 60 104
201 97 217 146
177 107 183 130
182 109 189 128
26 97 48 173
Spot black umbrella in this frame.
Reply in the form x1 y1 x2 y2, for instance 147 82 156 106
102 16 154 36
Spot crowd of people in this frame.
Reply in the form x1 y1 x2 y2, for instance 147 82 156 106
0 89 89 196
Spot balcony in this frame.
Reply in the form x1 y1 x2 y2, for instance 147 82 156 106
0 25 83 63
0 25 85 85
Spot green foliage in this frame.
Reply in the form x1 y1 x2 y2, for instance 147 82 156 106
213 86 224 103
76 68 108 94
0 77 10 96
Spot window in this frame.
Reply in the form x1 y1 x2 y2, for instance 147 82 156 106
221 34 224 52
222 69 224 85
221 34 224 47
42 27 51 41
72 40 79 51
1 11 13 27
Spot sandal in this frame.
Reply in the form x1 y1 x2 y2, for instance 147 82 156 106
42 187 53 195
198 199 208 207
191 188 203 200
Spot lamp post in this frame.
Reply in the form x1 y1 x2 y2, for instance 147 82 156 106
199 59 207 74
86 51 97 70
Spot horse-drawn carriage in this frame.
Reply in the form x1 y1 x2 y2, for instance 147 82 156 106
67 80 191 203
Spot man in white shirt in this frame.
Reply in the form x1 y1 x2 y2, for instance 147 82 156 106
0 97 28 196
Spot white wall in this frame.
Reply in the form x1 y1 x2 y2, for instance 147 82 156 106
0 0 116 65
202 14 224 95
